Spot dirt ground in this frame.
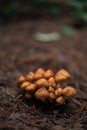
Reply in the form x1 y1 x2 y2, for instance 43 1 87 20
0 17 87 130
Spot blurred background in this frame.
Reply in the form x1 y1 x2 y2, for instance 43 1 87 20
0 0 87 72
0 0 87 25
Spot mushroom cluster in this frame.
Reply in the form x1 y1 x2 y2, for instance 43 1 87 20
17 68 76 104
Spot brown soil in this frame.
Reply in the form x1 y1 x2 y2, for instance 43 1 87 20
0 18 87 130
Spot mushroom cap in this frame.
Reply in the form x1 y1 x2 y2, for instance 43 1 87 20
49 92 56 100
48 77 56 88
44 69 54 79
35 87 49 101
62 86 77 97
55 69 70 82
56 96 65 104
17 75 25 83
21 81 30 89
26 72 35 81
35 68 45 79
25 83 36 92
35 78 48 88
48 86 55 93
55 87 63 97
35 68 45 74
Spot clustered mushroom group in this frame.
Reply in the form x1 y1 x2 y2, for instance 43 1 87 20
17 68 77 105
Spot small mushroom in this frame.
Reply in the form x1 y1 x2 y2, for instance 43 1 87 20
35 87 49 102
17 75 25 83
49 92 56 100
48 86 55 93
35 78 48 88
21 81 30 89
44 69 54 79
26 72 35 81
48 77 56 88
55 87 63 97
62 86 77 97
56 96 65 104
35 68 45 79
55 69 70 82
25 83 36 92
